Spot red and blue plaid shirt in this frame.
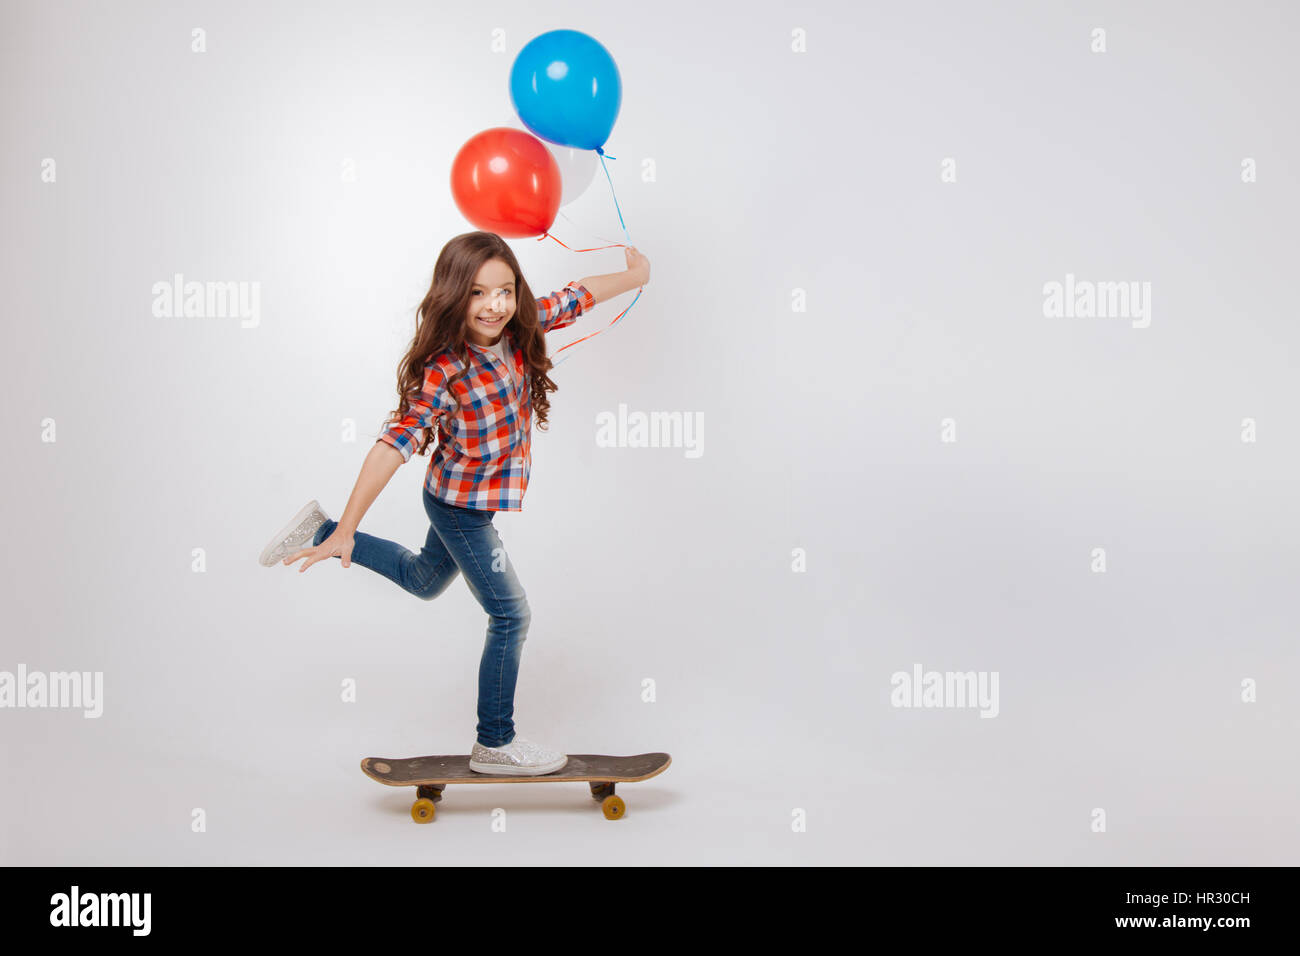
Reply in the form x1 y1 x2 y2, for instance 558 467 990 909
377 281 596 511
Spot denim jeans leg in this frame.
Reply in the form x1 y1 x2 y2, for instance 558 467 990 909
424 490 530 749
312 517 461 600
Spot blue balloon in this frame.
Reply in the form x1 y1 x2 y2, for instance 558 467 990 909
510 30 621 152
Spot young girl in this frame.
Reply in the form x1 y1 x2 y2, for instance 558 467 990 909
258 231 650 775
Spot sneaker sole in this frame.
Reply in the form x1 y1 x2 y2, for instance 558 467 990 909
258 500 327 567
468 756 568 776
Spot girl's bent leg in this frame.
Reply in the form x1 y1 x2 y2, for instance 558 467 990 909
312 518 461 600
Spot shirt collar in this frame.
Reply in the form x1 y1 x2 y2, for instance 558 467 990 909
468 328 511 352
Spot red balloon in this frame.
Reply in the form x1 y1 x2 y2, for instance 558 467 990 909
450 127 562 238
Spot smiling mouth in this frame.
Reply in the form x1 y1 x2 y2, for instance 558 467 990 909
479 315 505 324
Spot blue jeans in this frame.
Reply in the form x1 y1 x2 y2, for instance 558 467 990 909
312 486 530 748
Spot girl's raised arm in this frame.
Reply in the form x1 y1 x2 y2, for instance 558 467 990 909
576 246 650 306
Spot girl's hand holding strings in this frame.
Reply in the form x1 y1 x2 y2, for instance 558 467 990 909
624 246 650 286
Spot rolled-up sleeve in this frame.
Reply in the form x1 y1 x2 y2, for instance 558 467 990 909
377 362 451 463
537 281 596 334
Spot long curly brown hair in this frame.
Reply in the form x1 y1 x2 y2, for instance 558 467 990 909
382 231 561 459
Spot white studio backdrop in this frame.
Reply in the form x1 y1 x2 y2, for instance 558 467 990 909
2 0 1298 865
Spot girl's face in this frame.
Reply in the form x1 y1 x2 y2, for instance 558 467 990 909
467 258 516 346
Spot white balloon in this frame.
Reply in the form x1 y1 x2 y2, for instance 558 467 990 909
545 142 598 207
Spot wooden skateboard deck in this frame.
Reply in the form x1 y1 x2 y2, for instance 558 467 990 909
360 752 671 823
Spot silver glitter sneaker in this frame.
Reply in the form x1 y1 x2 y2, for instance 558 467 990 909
258 499 331 567
469 735 568 776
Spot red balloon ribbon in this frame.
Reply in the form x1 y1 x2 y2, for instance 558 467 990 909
535 231 642 362
533 146 639 363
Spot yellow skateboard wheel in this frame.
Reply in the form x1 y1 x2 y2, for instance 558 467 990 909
411 798 437 823
601 795 625 820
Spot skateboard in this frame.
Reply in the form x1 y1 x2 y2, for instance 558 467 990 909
360 752 671 823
